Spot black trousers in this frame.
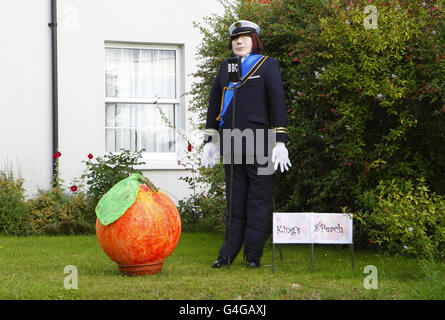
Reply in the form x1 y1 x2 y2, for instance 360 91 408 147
218 160 274 263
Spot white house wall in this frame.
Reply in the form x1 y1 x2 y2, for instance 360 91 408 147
1 0 224 203
0 1 53 195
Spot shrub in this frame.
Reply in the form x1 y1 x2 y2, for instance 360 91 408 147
178 164 226 232
0 170 30 235
26 187 96 235
178 193 226 233
355 178 445 259
81 149 146 203
247 0 445 213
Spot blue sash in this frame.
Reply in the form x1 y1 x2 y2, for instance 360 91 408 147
218 54 264 128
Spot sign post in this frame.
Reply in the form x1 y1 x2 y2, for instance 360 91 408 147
272 212 354 273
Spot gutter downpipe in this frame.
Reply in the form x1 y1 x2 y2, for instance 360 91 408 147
48 0 59 188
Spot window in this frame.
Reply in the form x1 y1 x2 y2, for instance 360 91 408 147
104 44 180 160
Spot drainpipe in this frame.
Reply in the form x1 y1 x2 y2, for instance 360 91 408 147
48 0 59 188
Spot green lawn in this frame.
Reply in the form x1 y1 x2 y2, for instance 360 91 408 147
0 233 443 299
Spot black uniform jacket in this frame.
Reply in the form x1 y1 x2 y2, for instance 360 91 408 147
204 55 288 157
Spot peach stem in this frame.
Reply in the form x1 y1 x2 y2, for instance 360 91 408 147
136 173 159 193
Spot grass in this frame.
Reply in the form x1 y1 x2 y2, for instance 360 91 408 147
0 233 443 300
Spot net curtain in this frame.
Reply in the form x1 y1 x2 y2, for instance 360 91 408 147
105 47 176 153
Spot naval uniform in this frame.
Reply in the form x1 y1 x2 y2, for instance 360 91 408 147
204 53 288 264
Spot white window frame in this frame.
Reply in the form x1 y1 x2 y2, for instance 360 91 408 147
104 42 184 170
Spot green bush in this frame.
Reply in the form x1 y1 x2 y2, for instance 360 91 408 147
0 170 30 235
240 0 445 213
178 162 227 233
178 193 226 233
26 187 96 235
81 149 146 203
355 178 445 259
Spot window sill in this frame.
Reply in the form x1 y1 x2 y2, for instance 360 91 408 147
135 160 188 171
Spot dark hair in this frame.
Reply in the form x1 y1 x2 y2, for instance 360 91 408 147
227 32 264 53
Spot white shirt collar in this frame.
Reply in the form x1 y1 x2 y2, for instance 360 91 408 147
241 53 251 64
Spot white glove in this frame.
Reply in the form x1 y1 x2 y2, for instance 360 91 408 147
272 142 292 172
201 142 219 168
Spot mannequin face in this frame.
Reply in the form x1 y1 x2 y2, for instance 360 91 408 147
231 35 253 58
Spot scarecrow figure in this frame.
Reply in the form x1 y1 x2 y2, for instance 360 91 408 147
201 20 291 268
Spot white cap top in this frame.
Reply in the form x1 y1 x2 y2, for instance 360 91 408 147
229 20 260 38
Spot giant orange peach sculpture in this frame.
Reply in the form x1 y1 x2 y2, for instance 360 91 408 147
95 174 181 275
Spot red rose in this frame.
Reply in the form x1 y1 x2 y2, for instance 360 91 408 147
88 153 93 160
53 151 61 159
187 143 193 152
70 185 78 192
